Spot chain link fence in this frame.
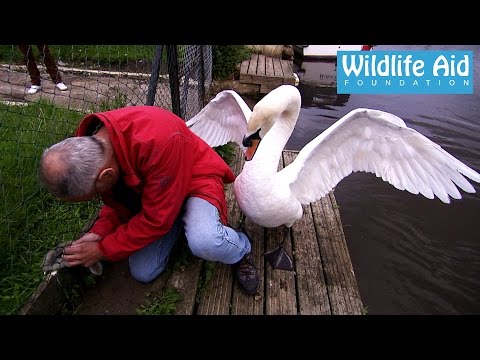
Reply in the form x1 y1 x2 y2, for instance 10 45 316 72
0 45 213 314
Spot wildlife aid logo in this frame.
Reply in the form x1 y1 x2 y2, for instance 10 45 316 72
337 50 473 94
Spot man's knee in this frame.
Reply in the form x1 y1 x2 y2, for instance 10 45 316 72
186 228 223 261
129 259 166 283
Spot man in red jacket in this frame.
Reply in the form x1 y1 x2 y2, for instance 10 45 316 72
38 105 259 295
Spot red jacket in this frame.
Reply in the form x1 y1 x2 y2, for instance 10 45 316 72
75 106 235 261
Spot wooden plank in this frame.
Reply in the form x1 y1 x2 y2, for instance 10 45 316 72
326 192 364 313
241 73 285 85
265 56 275 77
196 147 244 314
239 74 255 84
280 60 296 85
239 54 258 83
168 257 203 315
240 58 250 77
230 219 264 315
260 83 283 94
239 71 257 83
257 54 266 76
272 57 284 77
322 192 360 314
280 59 290 76
227 147 264 314
312 194 363 314
283 151 331 315
257 76 287 84
247 53 259 75
264 155 297 315
292 203 331 314
312 197 347 314
265 226 297 314
196 262 233 315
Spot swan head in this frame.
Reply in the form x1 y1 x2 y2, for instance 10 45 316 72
242 100 277 160
242 85 301 161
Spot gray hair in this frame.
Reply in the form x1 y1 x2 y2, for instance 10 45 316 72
38 136 106 198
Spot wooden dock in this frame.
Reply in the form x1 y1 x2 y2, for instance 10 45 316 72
22 149 364 315
193 149 364 315
239 53 298 94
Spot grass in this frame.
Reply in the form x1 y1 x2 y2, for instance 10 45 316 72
0 45 156 70
59 271 98 315
212 45 253 80
136 288 182 315
0 100 102 315
214 143 236 166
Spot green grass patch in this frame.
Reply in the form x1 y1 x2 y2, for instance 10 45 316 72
0 45 156 70
0 100 82 207
212 45 253 80
214 143 236 165
136 288 182 315
59 270 98 315
0 100 101 315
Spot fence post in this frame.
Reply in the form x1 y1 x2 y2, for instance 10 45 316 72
166 45 181 118
146 45 164 106
199 45 206 106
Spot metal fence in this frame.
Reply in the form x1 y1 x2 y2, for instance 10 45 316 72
0 45 213 314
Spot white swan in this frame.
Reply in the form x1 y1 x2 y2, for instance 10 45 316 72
186 85 480 229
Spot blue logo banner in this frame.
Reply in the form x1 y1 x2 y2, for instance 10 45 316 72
337 50 473 94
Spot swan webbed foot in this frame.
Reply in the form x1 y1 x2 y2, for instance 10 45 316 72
264 225 294 271
264 245 293 271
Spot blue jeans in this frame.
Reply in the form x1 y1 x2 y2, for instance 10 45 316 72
129 196 252 283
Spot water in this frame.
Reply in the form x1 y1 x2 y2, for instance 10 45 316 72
287 45 480 314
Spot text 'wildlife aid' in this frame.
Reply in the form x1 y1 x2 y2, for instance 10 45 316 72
337 50 473 94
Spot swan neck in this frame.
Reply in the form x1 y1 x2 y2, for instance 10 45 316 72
250 87 301 172
253 113 296 171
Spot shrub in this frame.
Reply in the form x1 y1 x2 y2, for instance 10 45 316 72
212 45 252 80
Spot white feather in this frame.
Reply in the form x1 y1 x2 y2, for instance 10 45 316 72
186 90 251 152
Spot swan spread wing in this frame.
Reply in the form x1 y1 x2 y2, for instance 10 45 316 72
186 90 251 151
283 108 480 204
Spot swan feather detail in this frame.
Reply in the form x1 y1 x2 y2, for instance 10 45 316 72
186 90 251 152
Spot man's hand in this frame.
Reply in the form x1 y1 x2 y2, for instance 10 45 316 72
63 240 103 268
74 232 102 244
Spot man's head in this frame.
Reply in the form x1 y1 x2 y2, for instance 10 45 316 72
38 136 118 202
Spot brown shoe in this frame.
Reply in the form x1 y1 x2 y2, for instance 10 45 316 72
233 228 259 295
